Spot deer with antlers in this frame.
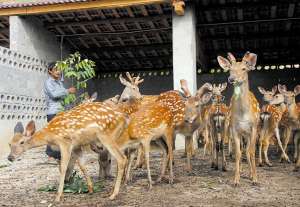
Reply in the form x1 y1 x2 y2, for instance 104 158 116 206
274 84 300 168
257 86 290 166
204 83 229 171
217 52 260 185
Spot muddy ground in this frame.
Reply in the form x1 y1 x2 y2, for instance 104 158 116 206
0 146 299 207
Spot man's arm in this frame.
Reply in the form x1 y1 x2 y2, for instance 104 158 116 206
44 80 68 99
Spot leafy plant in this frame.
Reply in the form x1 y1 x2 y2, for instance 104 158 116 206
38 173 103 194
56 52 96 109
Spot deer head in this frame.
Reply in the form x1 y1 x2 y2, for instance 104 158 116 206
119 72 144 102
181 80 213 124
8 121 36 162
211 83 227 103
278 84 300 105
217 52 257 86
83 92 98 103
258 86 277 102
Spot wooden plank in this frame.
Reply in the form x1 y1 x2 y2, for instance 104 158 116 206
0 0 168 16
46 14 169 28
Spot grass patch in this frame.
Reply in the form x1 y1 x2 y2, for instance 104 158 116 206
0 164 9 169
38 172 103 194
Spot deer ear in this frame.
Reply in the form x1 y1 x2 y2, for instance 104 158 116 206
258 86 267 95
220 82 227 92
217 56 231 71
278 84 287 94
271 85 277 94
227 52 236 63
242 51 257 70
294 85 300 96
90 92 98 101
25 120 36 136
14 122 24 134
200 92 213 105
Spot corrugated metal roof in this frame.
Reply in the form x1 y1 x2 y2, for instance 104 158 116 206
0 0 91 9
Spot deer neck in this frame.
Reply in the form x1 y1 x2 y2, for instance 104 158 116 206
232 79 251 113
286 100 299 122
27 130 48 149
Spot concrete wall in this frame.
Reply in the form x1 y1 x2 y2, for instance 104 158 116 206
10 16 70 62
0 46 48 160
87 72 173 101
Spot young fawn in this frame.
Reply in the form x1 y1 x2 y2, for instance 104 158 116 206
275 84 300 168
206 83 229 171
257 86 289 166
8 101 136 202
218 52 260 185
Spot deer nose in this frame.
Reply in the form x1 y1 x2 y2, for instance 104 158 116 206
7 154 15 162
228 76 235 84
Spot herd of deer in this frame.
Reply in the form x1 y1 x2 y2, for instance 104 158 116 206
7 52 300 202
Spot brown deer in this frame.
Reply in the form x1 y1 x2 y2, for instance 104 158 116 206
8 101 137 202
206 83 229 171
121 80 212 184
217 52 260 185
157 81 213 172
257 86 290 166
276 84 300 165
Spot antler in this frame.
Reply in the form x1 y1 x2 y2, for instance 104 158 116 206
180 79 192 97
134 75 144 85
196 82 213 97
126 72 134 83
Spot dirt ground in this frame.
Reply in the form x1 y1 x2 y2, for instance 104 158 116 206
0 146 299 207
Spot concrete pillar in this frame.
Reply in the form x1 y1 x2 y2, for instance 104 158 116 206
172 4 197 150
172 4 197 94
9 16 70 62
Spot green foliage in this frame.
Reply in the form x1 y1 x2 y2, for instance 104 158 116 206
56 52 96 109
38 172 103 194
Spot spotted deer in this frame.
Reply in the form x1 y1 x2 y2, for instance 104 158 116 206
218 52 260 185
8 101 139 202
257 86 289 166
157 81 213 172
276 84 300 166
205 83 229 171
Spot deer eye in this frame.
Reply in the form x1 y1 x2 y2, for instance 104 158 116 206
242 68 246 71
20 141 24 145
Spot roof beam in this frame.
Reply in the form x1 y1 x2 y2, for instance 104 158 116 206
45 14 170 28
0 0 168 16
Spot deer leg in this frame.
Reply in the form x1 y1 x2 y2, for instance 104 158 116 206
280 127 291 162
77 155 94 193
258 135 263 167
98 148 111 179
133 145 144 169
274 127 290 163
64 152 77 183
165 128 174 184
156 139 168 183
124 150 136 184
245 137 253 179
294 131 300 170
55 145 72 202
185 136 193 172
142 139 153 190
263 140 272 167
250 128 258 184
293 131 300 163
221 138 227 171
233 131 241 186
210 134 216 169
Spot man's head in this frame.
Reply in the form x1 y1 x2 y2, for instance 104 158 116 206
48 62 61 80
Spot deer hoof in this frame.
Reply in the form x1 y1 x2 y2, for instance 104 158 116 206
88 186 94 193
258 162 263 167
109 194 117 200
266 162 273 167
214 166 219 171
211 163 215 169
54 195 62 203
222 166 227 172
